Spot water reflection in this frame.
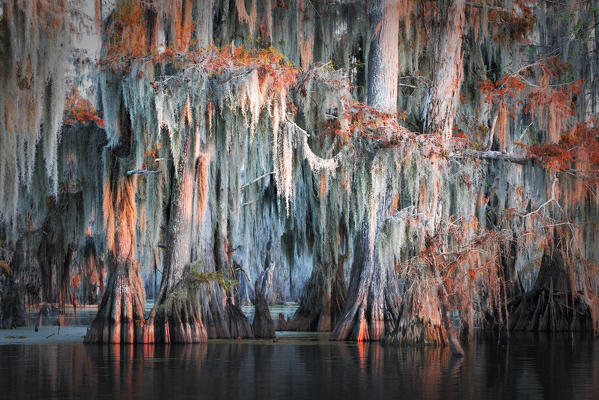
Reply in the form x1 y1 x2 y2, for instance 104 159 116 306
0 333 597 399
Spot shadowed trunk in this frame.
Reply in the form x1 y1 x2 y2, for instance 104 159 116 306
146 132 207 343
0 268 25 329
509 242 599 334
330 2 401 341
331 220 400 341
199 113 252 339
287 205 348 332
252 264 275 339
287 260 346 332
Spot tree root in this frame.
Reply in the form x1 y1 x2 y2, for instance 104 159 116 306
84 263 146 343
201 284 253 339
252 269 275 339
509 288 595 332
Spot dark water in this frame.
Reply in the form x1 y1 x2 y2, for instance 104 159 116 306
0 333 597 400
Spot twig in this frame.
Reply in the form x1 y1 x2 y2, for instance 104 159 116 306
240 172 275 189
465 1 509 12
286 117 310 137
486 114 498 151
126 169 162 176
242 199 258 207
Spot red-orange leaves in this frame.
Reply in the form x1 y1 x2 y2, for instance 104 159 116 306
340 101 413 147
480 58 583 145
63 88 105 128
0 260 12 276
487 0 536 44
525 79 582 142
100 1 149 74
528 121 599 183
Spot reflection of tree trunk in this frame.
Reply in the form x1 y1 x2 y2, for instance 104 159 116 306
146 133 207 343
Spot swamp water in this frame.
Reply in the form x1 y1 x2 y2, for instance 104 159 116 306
0 305 597 399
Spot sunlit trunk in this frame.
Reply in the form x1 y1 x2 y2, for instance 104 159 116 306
85 174 146 343
367 0 399 114
146 133 207 343
423 0 466 146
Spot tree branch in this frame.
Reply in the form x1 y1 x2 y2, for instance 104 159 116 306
285 117 310 137
240 172 275 189
126 169 162 176
465 1 509 12
451 150 530 165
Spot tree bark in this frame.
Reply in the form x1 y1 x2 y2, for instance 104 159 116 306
252 265 275 339
367 0 399 114
85 175 146 343
287 262 346 332
0 269 25 329
327 2 401 341
509 242 599 334
197 116 252 339
146 132 207 343
423 0 466 146
331 220 400 341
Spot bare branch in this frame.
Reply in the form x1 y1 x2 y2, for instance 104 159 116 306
486 114 498 151
240 172 275 189
285 117 310 137
466 2 510 12
126 169 162 176
451 149 530 165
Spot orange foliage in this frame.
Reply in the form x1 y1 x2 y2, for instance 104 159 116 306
339 101 413 147
140 44 297 90
318 173 328 197
486 0 536 44
71 272 81 288
480 57 583 144
528 121 599 183
100 1 149 73
0 260 12 276
63 88 105 128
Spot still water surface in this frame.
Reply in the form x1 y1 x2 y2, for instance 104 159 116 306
0 332 597 400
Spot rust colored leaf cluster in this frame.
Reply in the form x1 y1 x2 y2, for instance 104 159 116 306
480 57 583 145
63 88 105 128
339 101 413 147
100 1 149 74
487 0 536 44
0 260 12 276
528 121 599 181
